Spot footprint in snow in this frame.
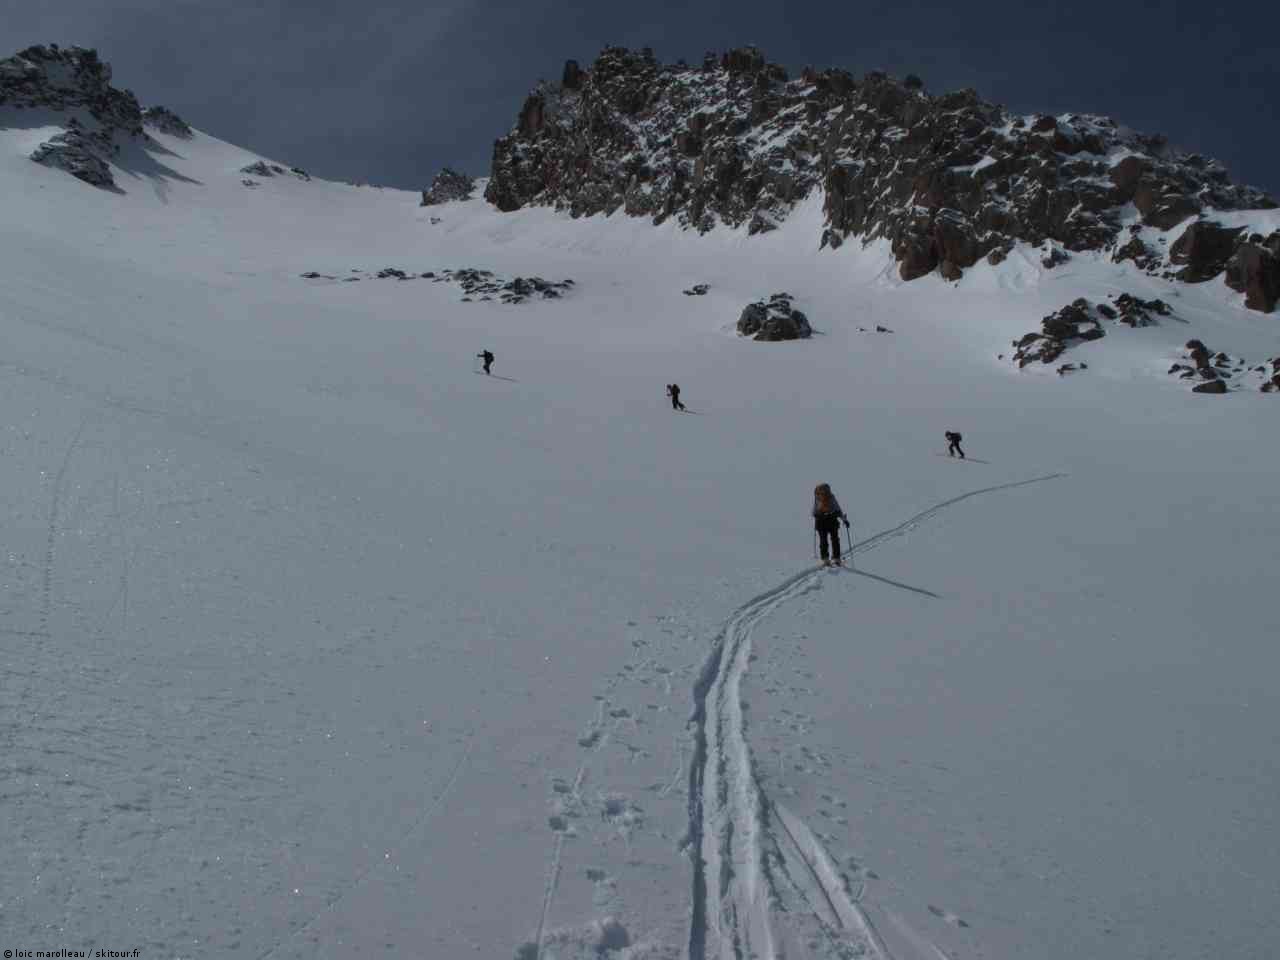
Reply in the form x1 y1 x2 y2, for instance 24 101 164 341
928 904 971 928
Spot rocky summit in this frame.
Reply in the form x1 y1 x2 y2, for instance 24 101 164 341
485 45 1279 311
0 44 190 188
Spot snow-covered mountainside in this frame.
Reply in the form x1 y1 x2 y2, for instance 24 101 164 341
3 45 1280 960
486 45 1280 311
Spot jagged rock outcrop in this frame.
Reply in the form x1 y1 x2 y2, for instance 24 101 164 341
420 167 476 205
0 45 210 190
142 105 192 137
1169 220 1245 282
737 293 811 341
1224 233 1280 312
1 44 145 188
29 125 114 186
485 45 1277 308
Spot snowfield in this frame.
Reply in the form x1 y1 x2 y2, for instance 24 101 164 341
2 121 1279 960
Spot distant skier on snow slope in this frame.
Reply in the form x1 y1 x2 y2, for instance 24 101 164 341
945 430 965 459
812 483 850 567
666 383 685 411
477 350 495 375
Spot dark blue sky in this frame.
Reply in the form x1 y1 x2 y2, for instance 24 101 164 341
5 0 1277 195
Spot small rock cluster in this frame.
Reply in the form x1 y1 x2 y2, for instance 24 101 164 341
1099 292 1171 327
683 284 709 296
1013 292 1174 369
1012 298 1105 368
420 167 475 205
300 267 574 304
1170 340 1279 394
240 160 311 181
737 293 811 341
1258 358 1280 393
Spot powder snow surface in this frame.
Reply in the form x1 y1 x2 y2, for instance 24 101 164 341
2 122 1278 960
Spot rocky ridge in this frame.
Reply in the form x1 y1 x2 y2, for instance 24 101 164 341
485 45 1279 311
0 44 192 189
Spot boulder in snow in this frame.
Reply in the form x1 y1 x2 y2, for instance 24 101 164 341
737 293 812 341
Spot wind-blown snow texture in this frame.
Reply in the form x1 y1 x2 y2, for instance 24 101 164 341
3 53 1280 960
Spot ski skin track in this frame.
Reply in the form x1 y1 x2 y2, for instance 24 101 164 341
686 474 1064 960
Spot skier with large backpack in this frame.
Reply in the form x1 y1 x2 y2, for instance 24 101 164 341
666 383 685 411
945 430 965 459
477 350 495 375
812 483 850 566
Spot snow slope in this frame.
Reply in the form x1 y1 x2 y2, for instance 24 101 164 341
2 119 1279 960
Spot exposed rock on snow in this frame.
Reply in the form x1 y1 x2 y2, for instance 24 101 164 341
483 44 1276 303
683 283 709 296
1105 292 1171 327
142 105 192 137
1166 339 1278 393
2 44 146 189
1224 233 1280 312
737 292 811 340
240 160 311 181
420 167 475 205
1170 220 1245 282
303 267 575 303
1192 378 1228 394
30 126 114 186
1012 298 1105 367
1012 293 1173 369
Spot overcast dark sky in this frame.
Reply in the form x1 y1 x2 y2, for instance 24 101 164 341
5 0 1277 194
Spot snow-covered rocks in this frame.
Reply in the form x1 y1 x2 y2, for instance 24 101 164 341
683 283 709 296
737 292 811 340
29 127 114 187
1102 292 1172 327
302 266 575 303
1168 339 1271 394
2 44 146 190
1012 293 1174 369
441 268 573 303
419 167 475 205
240 160 311 181
1012 298 1105 367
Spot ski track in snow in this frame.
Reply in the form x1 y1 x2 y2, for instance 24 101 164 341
40 413 89 634
686 474 1064 960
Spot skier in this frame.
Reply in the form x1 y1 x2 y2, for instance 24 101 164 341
812 483 850 566
666 383 685 411
945 430 965 459
477 350 495 375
